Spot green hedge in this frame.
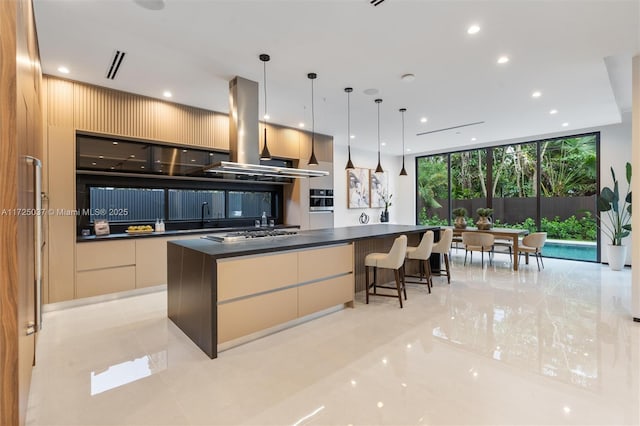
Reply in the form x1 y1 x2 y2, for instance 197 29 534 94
418 208 596 241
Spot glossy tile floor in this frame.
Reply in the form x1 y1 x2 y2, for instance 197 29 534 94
27 253 639 425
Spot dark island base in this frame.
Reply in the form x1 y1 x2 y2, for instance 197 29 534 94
167 225 441 359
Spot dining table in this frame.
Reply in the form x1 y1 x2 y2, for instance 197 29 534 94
450 227 530 271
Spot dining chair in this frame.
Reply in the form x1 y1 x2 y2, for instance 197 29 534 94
431 228 453 283
405 230 434 293
462 232 495 267
518 232 547 270
365 235 408 308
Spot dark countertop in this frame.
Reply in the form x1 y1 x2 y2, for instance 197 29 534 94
168 224 438 260
77 225 300 243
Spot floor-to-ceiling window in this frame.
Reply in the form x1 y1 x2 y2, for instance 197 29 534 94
415 133 599 261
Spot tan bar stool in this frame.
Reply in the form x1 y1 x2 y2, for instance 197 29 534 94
365 235 408 308
405 231 434 293
431 228 453 284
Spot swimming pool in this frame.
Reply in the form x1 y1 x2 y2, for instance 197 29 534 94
541 241 597 261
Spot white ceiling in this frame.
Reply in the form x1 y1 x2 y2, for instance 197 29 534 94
33 0 638 156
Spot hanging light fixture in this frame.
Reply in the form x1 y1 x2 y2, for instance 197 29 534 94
344 87 355 170
399 108 408 176
259 54 272 160
375 98 384 174
307 73 319 166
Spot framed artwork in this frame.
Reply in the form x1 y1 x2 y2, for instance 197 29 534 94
347 168 370 208
370 171 388 208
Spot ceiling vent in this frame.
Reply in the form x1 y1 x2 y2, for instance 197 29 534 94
417 121 485 136
106 50 126 80
370 0 385 6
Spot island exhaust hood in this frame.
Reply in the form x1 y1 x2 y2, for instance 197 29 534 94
206 76 328 179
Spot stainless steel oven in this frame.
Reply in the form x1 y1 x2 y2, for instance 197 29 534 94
310 189 334 211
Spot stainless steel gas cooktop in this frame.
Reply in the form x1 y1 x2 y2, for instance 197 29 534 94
203 229 298 243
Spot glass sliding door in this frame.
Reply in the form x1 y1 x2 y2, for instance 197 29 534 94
451 149 487 225
539 135 597 261
491 143 537 230
416 155 449 225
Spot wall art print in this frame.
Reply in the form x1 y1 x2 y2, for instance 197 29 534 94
370 171 388 208
347 168 370 208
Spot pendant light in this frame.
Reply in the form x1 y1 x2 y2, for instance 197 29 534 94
259 54 271 160
345 87 355 170
399 108 408 176
374 98 384 174
307 72 319 166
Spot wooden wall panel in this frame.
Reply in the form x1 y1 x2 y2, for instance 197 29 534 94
214 112 229 150
46 78 73 128
1 0 43 424
47 126 75 302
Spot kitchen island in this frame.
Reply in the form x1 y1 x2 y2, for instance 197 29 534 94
167 224 438 358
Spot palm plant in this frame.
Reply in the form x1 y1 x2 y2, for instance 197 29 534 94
597 163 632 246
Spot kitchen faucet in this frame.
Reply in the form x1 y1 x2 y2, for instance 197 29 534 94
201 201 210 227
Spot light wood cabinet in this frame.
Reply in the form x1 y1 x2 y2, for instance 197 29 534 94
216 243 354 345
76 240 135 271
76 266 136 298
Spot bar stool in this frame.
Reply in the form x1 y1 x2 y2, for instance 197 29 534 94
405 231 434 293
365 235 408 308
431 228 453 284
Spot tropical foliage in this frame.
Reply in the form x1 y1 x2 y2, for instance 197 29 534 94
597 163 632 245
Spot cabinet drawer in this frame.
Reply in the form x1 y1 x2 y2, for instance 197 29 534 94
217 288 298 343
76 240 135 271
217 252 298 301
76 266 136 298
298 244 352 283
298 274 354 317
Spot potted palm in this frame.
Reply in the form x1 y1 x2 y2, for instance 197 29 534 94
452 207 468 229
597 162 632 270
476 207 493 230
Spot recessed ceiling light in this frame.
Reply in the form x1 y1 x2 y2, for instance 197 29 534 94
406 148 412 152
363 88 379 96
549 109 558 115
562 122 569 127
420 117 428 123
467 25 481 35
263 114 270 120
163 91 172 98
57 66 70 74
298 122 305 128
471 137 477 141
497 56 509 64
381 142 387 147
531 91 542 98
350 135 355 139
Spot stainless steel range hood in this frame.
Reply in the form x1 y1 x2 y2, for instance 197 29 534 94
206 76 328 179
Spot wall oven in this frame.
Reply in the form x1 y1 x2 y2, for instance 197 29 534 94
309 189 334 211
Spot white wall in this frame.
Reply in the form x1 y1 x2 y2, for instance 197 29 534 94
333 146 414 227
599 112 632 265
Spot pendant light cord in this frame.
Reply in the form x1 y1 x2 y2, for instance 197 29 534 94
311 78 315 144
347 90 351 151
263 60 267 123
401 109 405 152
377 101 381 163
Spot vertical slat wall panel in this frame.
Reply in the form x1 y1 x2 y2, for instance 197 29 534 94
46 78 74 127
214 113 229 150
70 79 218 148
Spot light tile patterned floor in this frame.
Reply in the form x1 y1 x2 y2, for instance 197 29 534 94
26 253 639 425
